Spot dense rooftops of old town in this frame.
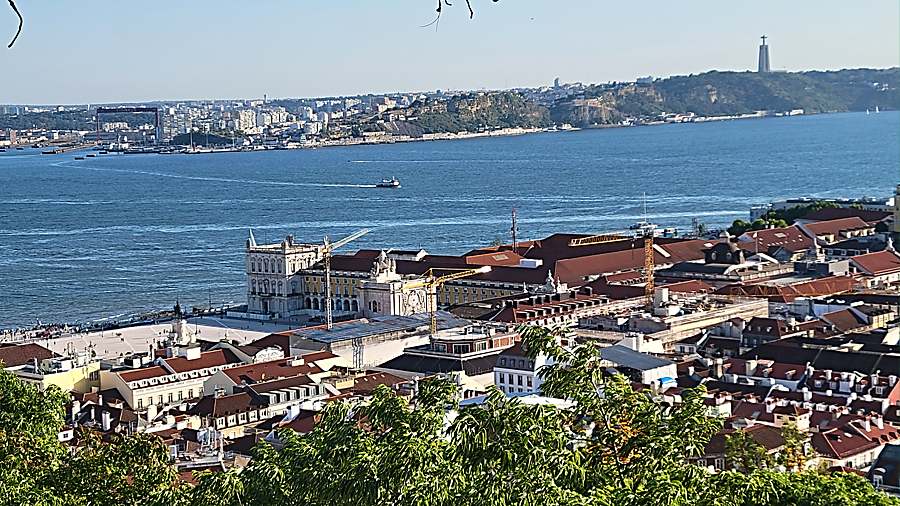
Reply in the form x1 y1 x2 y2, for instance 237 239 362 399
5 203 900 492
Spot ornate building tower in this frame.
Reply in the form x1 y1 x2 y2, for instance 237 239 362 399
245 231 322 317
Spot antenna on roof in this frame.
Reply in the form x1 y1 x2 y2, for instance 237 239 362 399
511 208 519 253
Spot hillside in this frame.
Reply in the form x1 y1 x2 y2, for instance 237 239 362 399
406 91 552 134
552 68 900 125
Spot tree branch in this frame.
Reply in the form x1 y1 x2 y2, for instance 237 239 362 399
6 0 21 48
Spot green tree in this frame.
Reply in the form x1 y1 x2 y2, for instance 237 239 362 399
1 334 898 506
728 219 752 236
779 421 813 472
725 430 773 472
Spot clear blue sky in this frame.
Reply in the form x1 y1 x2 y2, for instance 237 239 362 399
1 0 897 104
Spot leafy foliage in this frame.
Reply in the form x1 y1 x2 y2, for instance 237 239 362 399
724 430 773 472
0 332 897 505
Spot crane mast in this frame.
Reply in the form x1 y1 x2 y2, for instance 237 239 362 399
323 228 370 331
402 266 492 336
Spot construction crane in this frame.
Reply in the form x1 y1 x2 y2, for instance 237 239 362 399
323 228 370 330
643 231 655 305
568 234 630 247
401 266 492 337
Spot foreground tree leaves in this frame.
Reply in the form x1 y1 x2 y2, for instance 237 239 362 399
0 327 897 505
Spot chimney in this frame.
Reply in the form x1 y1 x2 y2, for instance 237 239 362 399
863 418 872 432
97 393 103 407
802 388 812 402
688 366 695 377
713 358 724 378
765 400 775 413
101 411 112 432
876 416 885 430
71 400 81 424
745 359 758 376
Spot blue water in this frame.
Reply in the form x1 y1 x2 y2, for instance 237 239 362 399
1 112 897 327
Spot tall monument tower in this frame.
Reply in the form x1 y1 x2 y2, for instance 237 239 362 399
758 35 771 73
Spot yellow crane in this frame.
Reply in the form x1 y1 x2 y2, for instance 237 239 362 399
567 234 630 247
568 231 655 305
401 266 492 337
643 232 655 305
323 228 370 330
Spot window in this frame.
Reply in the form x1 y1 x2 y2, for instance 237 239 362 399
177 391 183 401
167 393 173 403
498 373 504 384
526 377 532 388
188 389 194 399
500 358 507 366
157 395 163 405
453 344 469 354
138 398 143 409
517 375 523 386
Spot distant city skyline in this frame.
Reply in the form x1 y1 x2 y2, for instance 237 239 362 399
0 0 897 104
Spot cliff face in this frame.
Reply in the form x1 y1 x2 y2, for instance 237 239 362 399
552 68 900 125
412 92 551 134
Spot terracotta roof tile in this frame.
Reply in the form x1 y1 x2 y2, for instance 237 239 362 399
851 251 900 276
0 343 56 367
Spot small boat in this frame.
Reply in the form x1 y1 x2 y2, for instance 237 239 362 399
99 151 108 154
15 146 24 150
376 177 401 188
86 154 96 158
74 156 85 160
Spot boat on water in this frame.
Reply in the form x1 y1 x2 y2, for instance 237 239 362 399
86 154 96 158
99 150 108 155
376 177 401 188
74 156 85 160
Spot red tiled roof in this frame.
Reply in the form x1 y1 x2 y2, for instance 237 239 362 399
803 217 872 237
715 276 856 302
0 343 56 368
812 429 880 460
188 392 255 418
738 226 813 254
222 357 322 384
352 371 409 395
465 251 525 267
851 250 900 276
119 366 169 382
802 208 891 225
164 350 234 373
820 309 868 333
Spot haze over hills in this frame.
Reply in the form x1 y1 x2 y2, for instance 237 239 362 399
1 68 897 136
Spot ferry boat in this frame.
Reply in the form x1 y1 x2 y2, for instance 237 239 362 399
376 177 401 188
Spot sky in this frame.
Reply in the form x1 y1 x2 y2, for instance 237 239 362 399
1 0 898 104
